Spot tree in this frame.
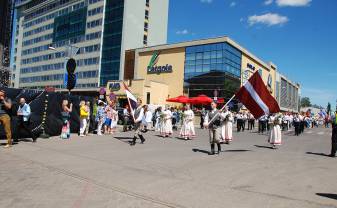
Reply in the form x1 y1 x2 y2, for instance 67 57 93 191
327 102 331 115
301 97 311 107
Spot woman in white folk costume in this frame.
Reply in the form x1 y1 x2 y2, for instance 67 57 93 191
155 107 162 132
161 105 173 137
268 113 282 149
220 106 233 144
110 105 119 134
180 104 195 140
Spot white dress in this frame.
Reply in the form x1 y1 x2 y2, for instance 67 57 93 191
268 116 282 145
110 109 118 130
161 110 173 136
155 112 162 132
179 110 195 139
220 111 233 142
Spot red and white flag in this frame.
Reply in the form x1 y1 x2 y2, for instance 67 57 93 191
235 72 280 118
123 82 137 118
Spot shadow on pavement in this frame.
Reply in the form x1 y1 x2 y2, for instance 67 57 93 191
192 148 210 155
306 152 331 157
224 150 251 152
316 193 337 200
254 145 274 149
114 136 133 144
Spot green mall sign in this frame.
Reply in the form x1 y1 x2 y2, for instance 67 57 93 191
147 51 173 74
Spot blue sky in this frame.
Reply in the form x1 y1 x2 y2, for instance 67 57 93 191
167 0 337 109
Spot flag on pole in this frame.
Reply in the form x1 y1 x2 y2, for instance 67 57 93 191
235 71 280 118
123 82 137 117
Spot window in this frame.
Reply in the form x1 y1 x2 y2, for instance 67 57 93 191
146 0 149 7
146 92 150 104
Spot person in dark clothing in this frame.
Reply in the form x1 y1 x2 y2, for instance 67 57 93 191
130 99 145 146
293 114 300 136
329 112 337 157
0 90 12 148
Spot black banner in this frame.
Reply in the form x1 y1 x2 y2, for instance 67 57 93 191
0 87 94 139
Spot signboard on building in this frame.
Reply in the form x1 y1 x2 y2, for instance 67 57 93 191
108 82 120 91
147 51 173 74
147 64 173 74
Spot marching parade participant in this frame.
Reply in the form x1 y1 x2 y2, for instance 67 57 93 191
204 101 222 155
268 113 282 149
179 104 195 140
220 106 233 144
154 107 162 132
160 105 173 137
130 98 146 146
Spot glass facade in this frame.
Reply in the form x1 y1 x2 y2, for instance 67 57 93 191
184 42 242 102
53 7 87 42
100 0 124 86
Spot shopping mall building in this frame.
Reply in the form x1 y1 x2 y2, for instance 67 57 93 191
108 36 301 112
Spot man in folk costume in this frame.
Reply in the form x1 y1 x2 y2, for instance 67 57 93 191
130 98 146 146
220 106 233 144
204 101 222 155
268 113 282 149
180 104 195 140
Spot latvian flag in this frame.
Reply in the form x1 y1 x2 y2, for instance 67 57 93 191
235 72 280 119
123 82 138 117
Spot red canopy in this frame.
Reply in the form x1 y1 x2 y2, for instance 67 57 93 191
166 95 190 103
189 94 213 104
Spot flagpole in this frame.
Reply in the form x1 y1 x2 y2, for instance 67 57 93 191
123 81 136 122
207 94 236 125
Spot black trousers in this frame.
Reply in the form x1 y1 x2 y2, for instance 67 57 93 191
237 119 243 132
248 119 254 130
16 119 36 141
294 122 300 136
331 126 337 156
300 121 305 133
200 117 204 129
242 120 246 131
259 120 266 133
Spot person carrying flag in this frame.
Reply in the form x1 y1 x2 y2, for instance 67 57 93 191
203 101 222 155
130 98 146 146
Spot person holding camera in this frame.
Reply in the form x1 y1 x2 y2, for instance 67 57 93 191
0 90 12 148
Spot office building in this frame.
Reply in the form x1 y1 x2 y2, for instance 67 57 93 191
10 0 169 90
0 0 13 87
107 36 300 112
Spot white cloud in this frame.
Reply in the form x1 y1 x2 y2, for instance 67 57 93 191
248 13 289 26
264 0 273 5
230 1 236 7
176 29 189 35
276 0 311 7
200 0 213 3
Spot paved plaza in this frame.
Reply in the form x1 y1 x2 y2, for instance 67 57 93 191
0 127 337 208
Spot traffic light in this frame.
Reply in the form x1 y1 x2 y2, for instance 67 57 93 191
65 58 77 90
66 58 76 74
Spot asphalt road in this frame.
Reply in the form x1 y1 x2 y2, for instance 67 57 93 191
0 126 336 208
